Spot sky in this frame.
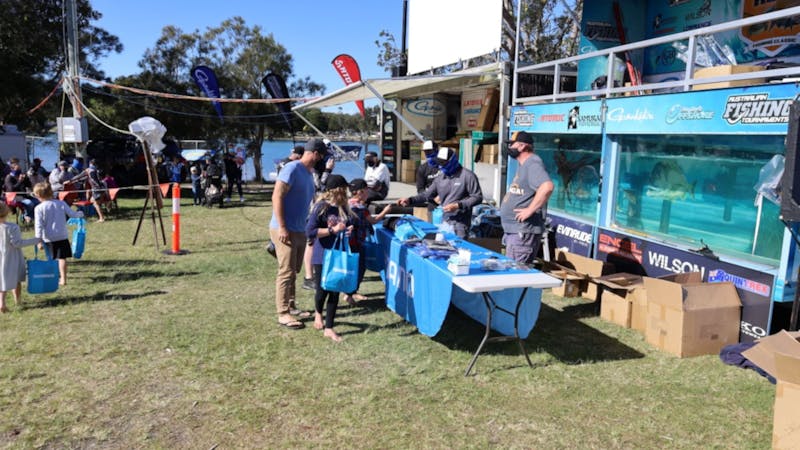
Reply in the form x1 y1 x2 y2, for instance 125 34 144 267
90 0 404 112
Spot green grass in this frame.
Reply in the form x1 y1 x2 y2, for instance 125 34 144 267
0 186 775 448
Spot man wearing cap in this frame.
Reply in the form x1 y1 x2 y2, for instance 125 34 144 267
269 138 328 329
363 151 390 204
398 147 483 238
500 130 554 264
416 140 440 194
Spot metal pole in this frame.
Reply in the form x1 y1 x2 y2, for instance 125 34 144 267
400 0 408 76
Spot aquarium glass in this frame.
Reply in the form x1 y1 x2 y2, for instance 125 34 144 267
613 134 785 262
534 134 603 221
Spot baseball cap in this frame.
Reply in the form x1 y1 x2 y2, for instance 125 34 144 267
348 178 367 193
292 145 305 156
58 160 69 167
422 140 437 152
436 147 455 166
509 130 534 145
305 138 329 154
325 174 348 190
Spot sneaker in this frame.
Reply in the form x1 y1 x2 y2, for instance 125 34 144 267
301 278 316 290
240 196 245 202
266 240 277 258
224 197 231 203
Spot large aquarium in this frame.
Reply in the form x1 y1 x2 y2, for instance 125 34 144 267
534 133 603 222
612 134 785 263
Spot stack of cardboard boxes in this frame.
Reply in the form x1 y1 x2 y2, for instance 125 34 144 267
400 159 418 183
546 251 743 358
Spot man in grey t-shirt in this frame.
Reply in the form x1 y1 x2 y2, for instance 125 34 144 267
500 131 554 264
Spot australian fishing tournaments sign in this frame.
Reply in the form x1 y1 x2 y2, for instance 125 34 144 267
603 82 797 134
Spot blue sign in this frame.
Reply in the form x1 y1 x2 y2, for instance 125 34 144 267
510 99 604 134
604 82 798 134
548 214 594 257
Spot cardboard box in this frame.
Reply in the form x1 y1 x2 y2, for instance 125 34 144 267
595 273 645 328
548 269 588 298
413 207 432 223
692 64 765 91
643 275 741 357
476 88 499 131
555 250 615 301
741 331 800 449
460 88 499 132
480 144 499 164
400 159 418 183
401 95 447 140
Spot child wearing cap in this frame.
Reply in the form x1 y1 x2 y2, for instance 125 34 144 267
344 178 392 305
304 174 355 342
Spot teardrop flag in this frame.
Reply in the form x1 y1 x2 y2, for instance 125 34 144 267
191 65 224 122
331 54 365 117
262 73 294 133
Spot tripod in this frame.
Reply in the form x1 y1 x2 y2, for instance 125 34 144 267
132 141 166 249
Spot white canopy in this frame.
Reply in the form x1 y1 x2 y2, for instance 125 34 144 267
292 63 502 111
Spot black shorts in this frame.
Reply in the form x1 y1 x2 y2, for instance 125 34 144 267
47 239 73 259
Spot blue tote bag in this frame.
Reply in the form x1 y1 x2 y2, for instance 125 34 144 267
27 247 59 294
67 217 86 259
320 233 359 293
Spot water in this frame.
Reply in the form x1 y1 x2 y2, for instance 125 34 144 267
27 136 370 183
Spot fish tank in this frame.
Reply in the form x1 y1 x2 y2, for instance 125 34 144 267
534 133 603 222
612 134 784 263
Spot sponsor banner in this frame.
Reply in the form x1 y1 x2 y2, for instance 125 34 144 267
604 82 797 134
261 72 294 132
645 0 800 75
548 214 594 257
596 228 775 342
509 100 604 134
191 65 223 121
331 54 366 117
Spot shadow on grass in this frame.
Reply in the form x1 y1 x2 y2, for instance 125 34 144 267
89 270 200 283
432 301 644 370
23 290 168 309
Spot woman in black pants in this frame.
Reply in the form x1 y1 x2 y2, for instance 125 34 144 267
305 175 355 342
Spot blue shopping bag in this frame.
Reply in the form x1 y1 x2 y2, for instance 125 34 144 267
27 247 59 294
320 233 359 293
432 206 444 225
67 217 86 259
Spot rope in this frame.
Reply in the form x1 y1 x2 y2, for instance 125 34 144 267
26 78 65 115
63 81 134 136
78 76 315 104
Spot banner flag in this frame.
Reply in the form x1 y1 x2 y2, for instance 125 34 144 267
160 183 171 197
191 65 224 121
262 73 294 132
108 188 120 200
5 192 16 202
331 54 365 117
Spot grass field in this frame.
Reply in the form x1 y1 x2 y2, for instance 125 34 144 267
0 185 776 448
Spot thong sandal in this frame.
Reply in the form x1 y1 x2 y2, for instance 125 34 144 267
290 308 312 319
278 319 305 329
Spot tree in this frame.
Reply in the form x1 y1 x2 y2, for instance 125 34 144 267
101 17 326 182
0 0 121 132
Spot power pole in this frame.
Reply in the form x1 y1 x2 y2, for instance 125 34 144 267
63 0 87 156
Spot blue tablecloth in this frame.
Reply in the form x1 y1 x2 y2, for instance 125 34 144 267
374 217 545 338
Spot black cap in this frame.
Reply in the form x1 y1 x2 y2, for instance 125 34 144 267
366 151 378 158
305 138 329 154
325 174 348 190
509 130 534 145
348 178 367 192
292 145 305 156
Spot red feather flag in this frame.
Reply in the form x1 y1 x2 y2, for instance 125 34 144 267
331 54 365 117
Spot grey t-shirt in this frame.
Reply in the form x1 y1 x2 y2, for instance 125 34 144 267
500 154 551 234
